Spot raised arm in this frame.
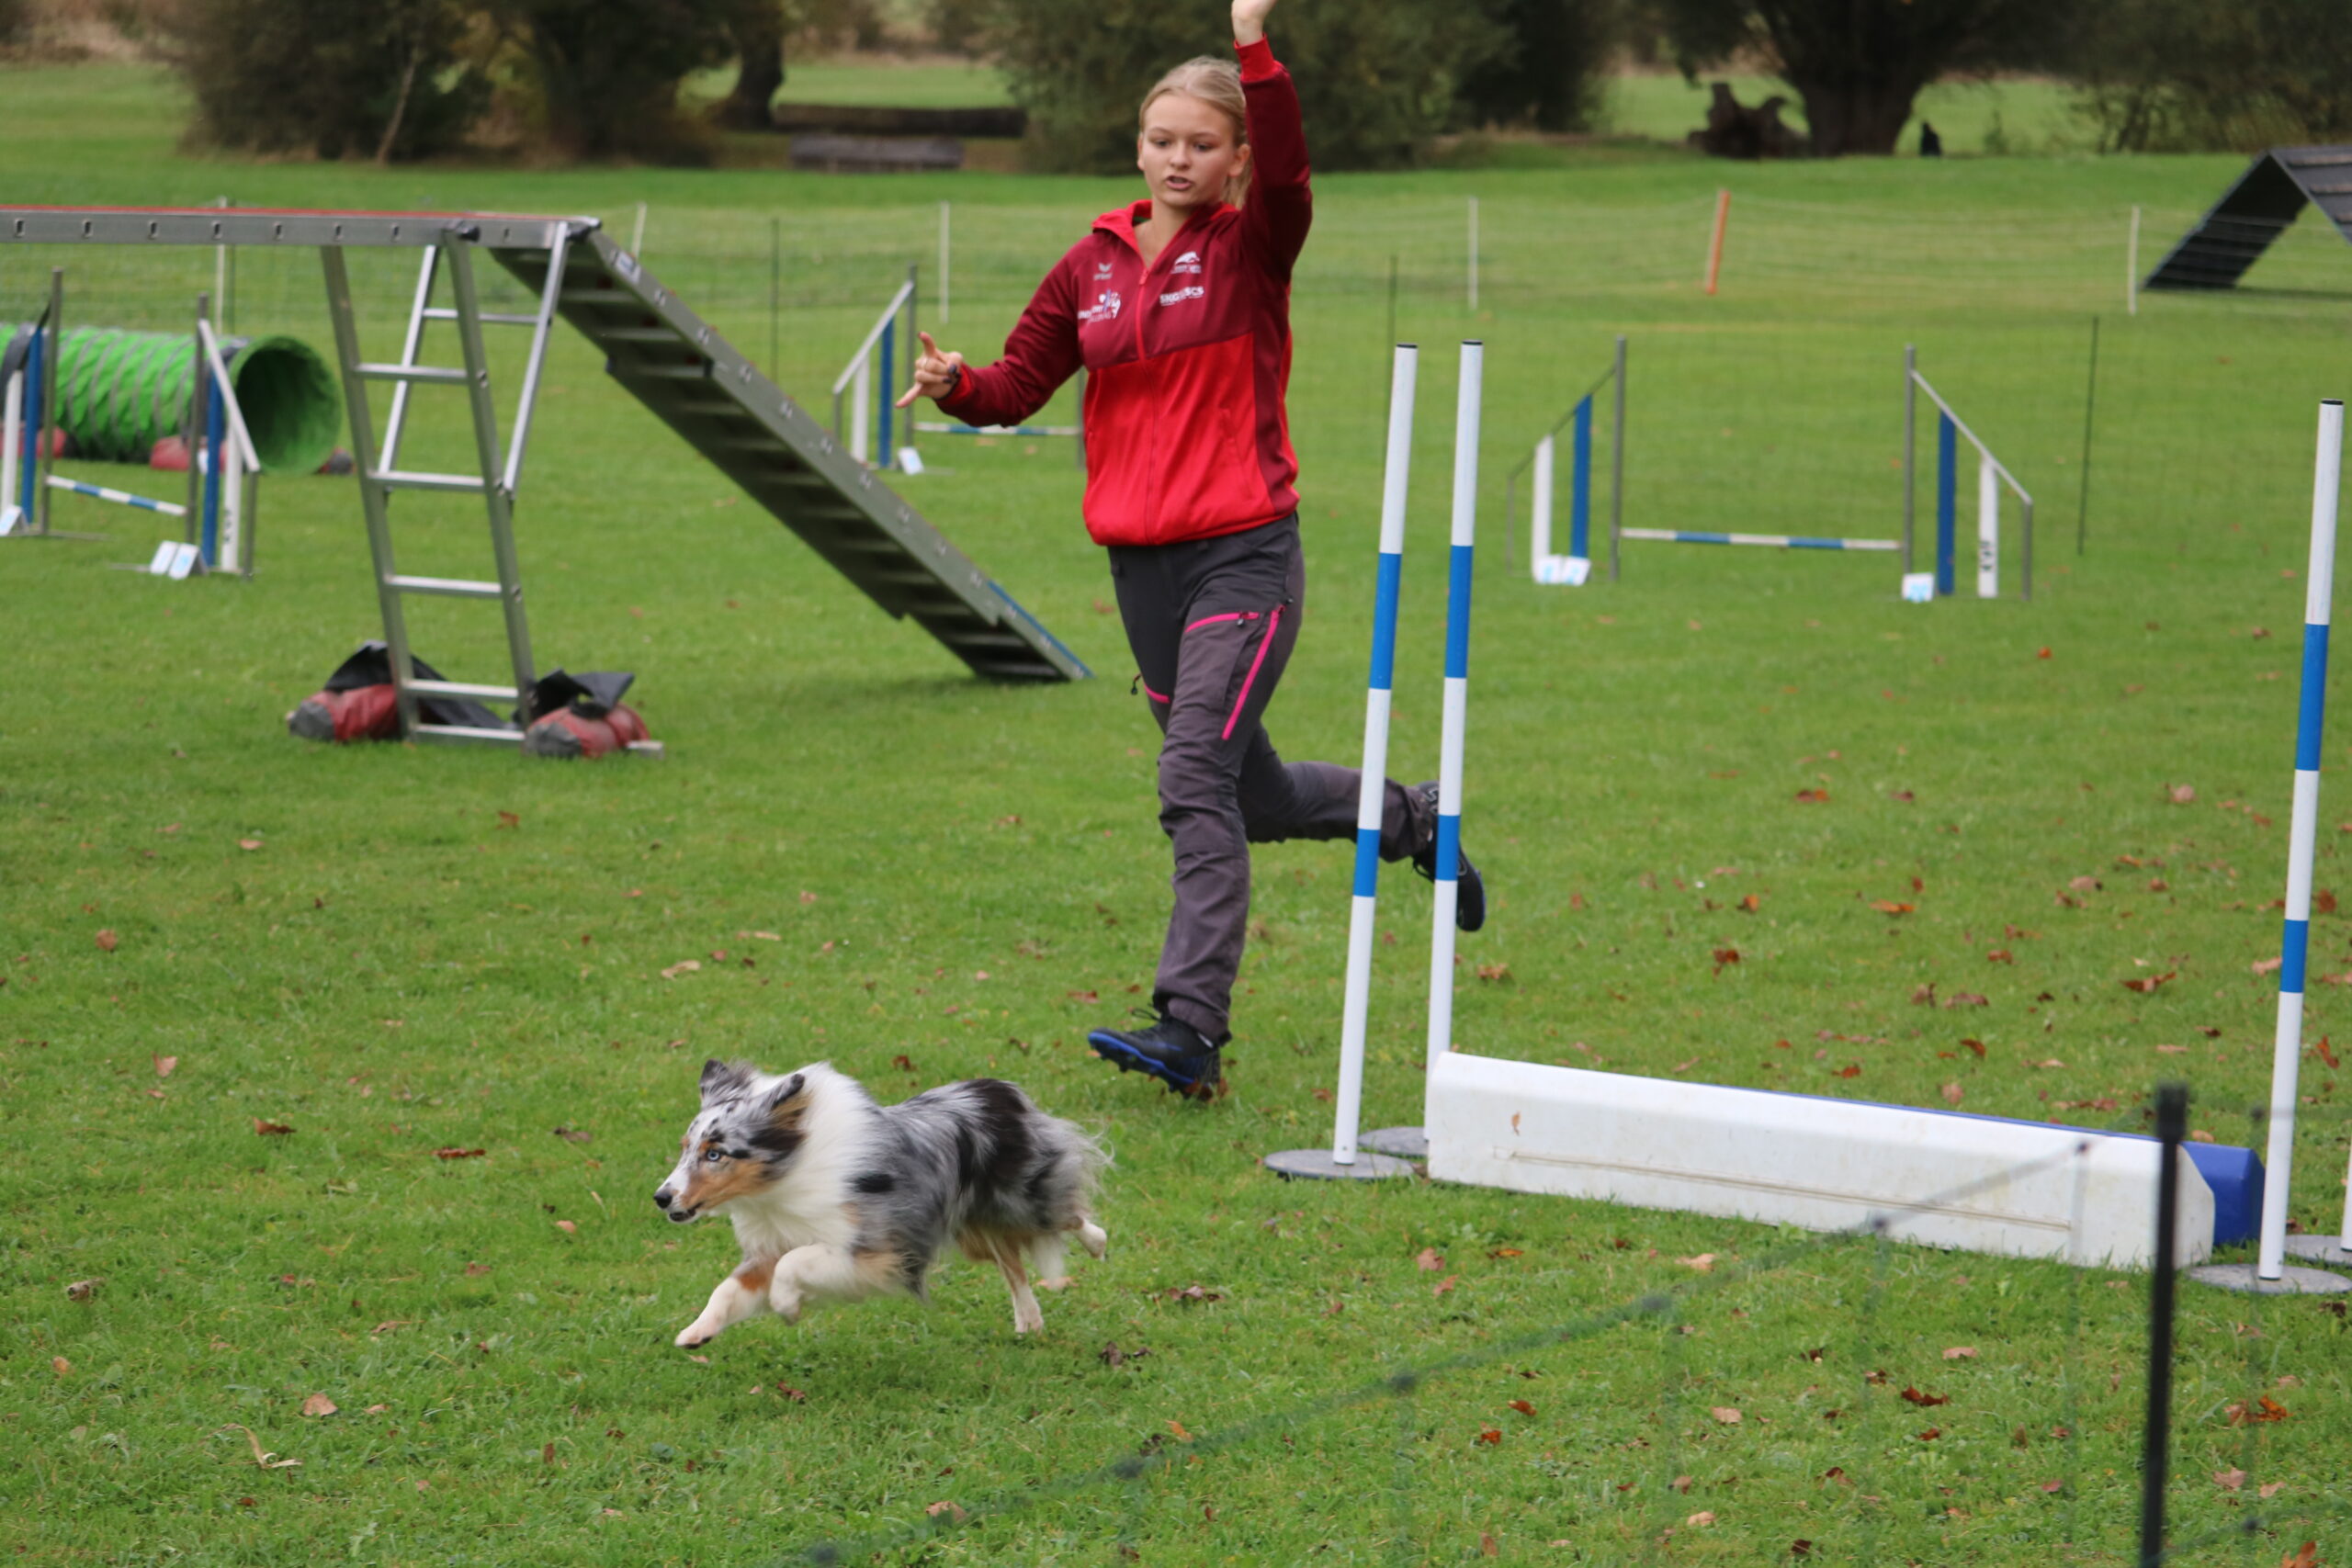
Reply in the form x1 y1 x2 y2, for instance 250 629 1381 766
897 257 1083 429
1234 0 1309 276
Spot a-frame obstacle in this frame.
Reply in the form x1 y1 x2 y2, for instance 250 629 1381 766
2144 147 2352 293
1 206 1087 744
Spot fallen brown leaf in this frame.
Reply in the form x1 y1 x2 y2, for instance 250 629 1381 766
216 1423 301 1469
1710 1406 1742 1425
1415 1247 1444 1272
1900 1386 1951 1407
1941 1347 1977 1360
95 929 119 952
923 1500 967 1522
2213 1467 2247 1492
435 1147 487 1160
301 1393 338 1417
254 1119 294 1136
1475 1427 1502 1447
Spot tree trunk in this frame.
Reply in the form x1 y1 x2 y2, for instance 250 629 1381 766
717 0 785 131
1782 73 1928 156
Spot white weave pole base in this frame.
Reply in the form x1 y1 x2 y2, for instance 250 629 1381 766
1359 1126 1429 1159
2282 1234 2352 1269
2185 1263 2352 1295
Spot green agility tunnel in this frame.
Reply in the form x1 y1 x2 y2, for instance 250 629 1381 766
37 326 341 475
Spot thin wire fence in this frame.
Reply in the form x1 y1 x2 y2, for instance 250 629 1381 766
754 1092 2352 1564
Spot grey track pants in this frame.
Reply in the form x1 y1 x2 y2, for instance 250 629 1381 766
1109 514 1433 1042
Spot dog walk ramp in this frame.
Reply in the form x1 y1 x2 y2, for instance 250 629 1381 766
483 231 1087 683
0 206 1087 689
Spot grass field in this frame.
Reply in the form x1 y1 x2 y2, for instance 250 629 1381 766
6 56 2352 1567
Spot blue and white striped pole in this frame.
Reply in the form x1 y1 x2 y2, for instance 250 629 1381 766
1427 341 1481 1069
43 476 187 518
2258 398 2343 1281
1331 344 1418 1165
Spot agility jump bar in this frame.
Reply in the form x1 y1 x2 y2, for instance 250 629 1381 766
1620 527 1897 551
45 474 187 517
914 421 1080 439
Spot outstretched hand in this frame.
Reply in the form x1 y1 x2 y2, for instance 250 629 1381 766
1231 0 1275 45
896 330 967 409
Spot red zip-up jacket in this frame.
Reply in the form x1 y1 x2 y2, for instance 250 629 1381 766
937 38 1309 547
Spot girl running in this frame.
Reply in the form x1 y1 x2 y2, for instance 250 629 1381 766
898 0 1484 1100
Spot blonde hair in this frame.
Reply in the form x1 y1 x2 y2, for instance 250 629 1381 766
1139 56 1250 207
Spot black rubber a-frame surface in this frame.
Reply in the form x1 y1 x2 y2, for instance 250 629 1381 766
2144 147 2352 292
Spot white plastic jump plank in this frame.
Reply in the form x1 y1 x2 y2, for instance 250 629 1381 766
1426 1054 2213 1269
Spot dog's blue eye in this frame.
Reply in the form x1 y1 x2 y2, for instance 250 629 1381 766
703 1149 725 1163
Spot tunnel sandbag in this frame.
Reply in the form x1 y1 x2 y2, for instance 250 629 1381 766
42 326 340 475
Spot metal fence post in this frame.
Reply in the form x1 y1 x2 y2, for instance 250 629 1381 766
2136 1082 2188 1568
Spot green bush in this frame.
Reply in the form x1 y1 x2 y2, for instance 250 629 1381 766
490 0 738 161
1455 0 1616 133
984 0 1510 173
2070 0 2352 152
164 0 486 160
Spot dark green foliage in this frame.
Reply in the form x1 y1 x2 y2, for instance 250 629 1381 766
0 0 26 48
1654 0 2073 155
164 0 486 161
492 0 738 161
2069 0 2352 152
983 0 1510 173
1455 0 1615 133
714 0 786 129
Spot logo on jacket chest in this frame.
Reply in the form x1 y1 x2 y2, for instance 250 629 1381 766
1079 289 1123 324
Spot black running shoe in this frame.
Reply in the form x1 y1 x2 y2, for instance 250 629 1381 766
1089 1011 1225 1100
1410 781 1487 933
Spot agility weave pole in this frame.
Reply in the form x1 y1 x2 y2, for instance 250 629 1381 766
1426 341 1482 1070
1266 342 1482 1180
1264 344 1421 1182
1507 336 1623 586
2194 400 2352 1296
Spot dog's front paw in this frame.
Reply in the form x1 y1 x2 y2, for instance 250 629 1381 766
673 1323 716 1348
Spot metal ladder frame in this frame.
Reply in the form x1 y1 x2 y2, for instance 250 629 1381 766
320 223 572 743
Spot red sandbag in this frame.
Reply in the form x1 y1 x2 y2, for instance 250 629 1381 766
286 682 400 743
523 702 648 760
150 435 191 472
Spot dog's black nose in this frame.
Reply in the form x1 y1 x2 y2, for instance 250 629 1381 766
652 1188 673 1210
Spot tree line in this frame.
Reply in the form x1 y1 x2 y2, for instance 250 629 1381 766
134 0 2352 165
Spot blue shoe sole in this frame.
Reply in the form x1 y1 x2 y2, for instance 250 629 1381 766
1089 1031 1208 1095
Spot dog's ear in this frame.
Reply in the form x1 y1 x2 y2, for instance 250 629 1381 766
764 1072 808 1119
700 1058 753 1103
